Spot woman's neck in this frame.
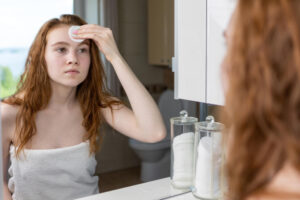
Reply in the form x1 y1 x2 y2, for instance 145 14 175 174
265 163 300 194
247 163 300 200
47 82 78 110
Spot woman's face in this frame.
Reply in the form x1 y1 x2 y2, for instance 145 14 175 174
45 25 91 88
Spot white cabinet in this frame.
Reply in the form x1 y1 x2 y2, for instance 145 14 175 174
207 0 236 105
173 0 235 105
173 0 206 103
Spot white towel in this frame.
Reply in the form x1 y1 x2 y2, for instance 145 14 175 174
8 141 99 200
172 132 194 188
194 135 222 199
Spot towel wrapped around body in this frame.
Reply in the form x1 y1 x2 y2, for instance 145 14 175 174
8 141 99 200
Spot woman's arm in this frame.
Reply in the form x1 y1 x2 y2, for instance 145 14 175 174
76 25 166 143
3 184 12 200
1 103 16 200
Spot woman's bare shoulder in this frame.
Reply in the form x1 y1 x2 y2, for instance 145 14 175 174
1 102 19 126
1 102 19 142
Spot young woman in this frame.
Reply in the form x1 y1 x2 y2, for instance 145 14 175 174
1 14 166 200
223 1 300 200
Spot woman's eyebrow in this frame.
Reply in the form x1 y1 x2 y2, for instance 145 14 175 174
50 41 89 47
51 41 70 47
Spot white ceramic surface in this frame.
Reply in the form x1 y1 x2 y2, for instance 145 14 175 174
76 177 197 200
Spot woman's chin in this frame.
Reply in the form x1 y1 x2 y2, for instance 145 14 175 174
51 79 84 89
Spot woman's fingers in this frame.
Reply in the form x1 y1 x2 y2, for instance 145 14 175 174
79 24 105 30
74 32 105 40
73 25 120 62
77 24 112 36
74 26 113 42
74 33 104 50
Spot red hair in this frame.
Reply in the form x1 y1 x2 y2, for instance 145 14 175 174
223 0 300 199
3 14 122 157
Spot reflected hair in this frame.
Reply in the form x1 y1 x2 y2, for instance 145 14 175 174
222 0 300 199
3 14 122 157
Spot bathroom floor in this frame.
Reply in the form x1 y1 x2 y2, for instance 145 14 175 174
98 166 142 192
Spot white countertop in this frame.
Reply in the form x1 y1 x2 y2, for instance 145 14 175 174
76 177 198 200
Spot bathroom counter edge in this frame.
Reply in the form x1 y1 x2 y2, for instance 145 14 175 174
75 177 197 200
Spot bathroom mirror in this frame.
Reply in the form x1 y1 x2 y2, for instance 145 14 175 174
1 0 177 199
0 110 3 200
1 0 225 199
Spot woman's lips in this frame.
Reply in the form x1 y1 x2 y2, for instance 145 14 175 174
65 69 79 74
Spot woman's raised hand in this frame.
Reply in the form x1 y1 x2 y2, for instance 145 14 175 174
74 24 121 62
73 25 166 143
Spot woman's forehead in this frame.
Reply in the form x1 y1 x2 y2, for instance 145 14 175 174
46 25 89 46
46 25 71 44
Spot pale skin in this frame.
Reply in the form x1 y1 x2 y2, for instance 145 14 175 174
2 24 166 199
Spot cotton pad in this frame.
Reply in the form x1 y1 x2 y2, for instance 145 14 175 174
68 26 84 42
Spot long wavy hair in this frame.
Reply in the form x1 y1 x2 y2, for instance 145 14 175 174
222 1 300 199
3 14 121 157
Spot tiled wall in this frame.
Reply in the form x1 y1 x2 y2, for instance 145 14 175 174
119 0 165 85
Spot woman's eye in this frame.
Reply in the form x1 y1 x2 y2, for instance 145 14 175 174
56 47 66 53
78 48 88 53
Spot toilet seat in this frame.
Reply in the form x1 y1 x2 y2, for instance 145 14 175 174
128 89 197 182
129 139 170 151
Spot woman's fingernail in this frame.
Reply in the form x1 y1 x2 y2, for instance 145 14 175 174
72 30 78 34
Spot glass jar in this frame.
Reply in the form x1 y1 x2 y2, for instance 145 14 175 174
170 110 198 189
193 116 224 200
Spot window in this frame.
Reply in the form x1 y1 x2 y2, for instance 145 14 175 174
0 0 73 98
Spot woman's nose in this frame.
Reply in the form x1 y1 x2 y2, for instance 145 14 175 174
66 51 78 65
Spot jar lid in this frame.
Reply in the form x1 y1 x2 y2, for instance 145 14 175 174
170 110 198 125
195 116 224 131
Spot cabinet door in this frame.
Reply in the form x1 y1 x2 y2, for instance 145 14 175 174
174 0 235 105
173 0 206 102
206 0 236 105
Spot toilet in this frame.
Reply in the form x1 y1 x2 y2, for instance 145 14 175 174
129 89 197 182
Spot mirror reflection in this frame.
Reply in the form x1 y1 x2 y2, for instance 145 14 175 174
1 0 201 200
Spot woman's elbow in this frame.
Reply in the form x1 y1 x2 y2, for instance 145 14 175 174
148 126 167 143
